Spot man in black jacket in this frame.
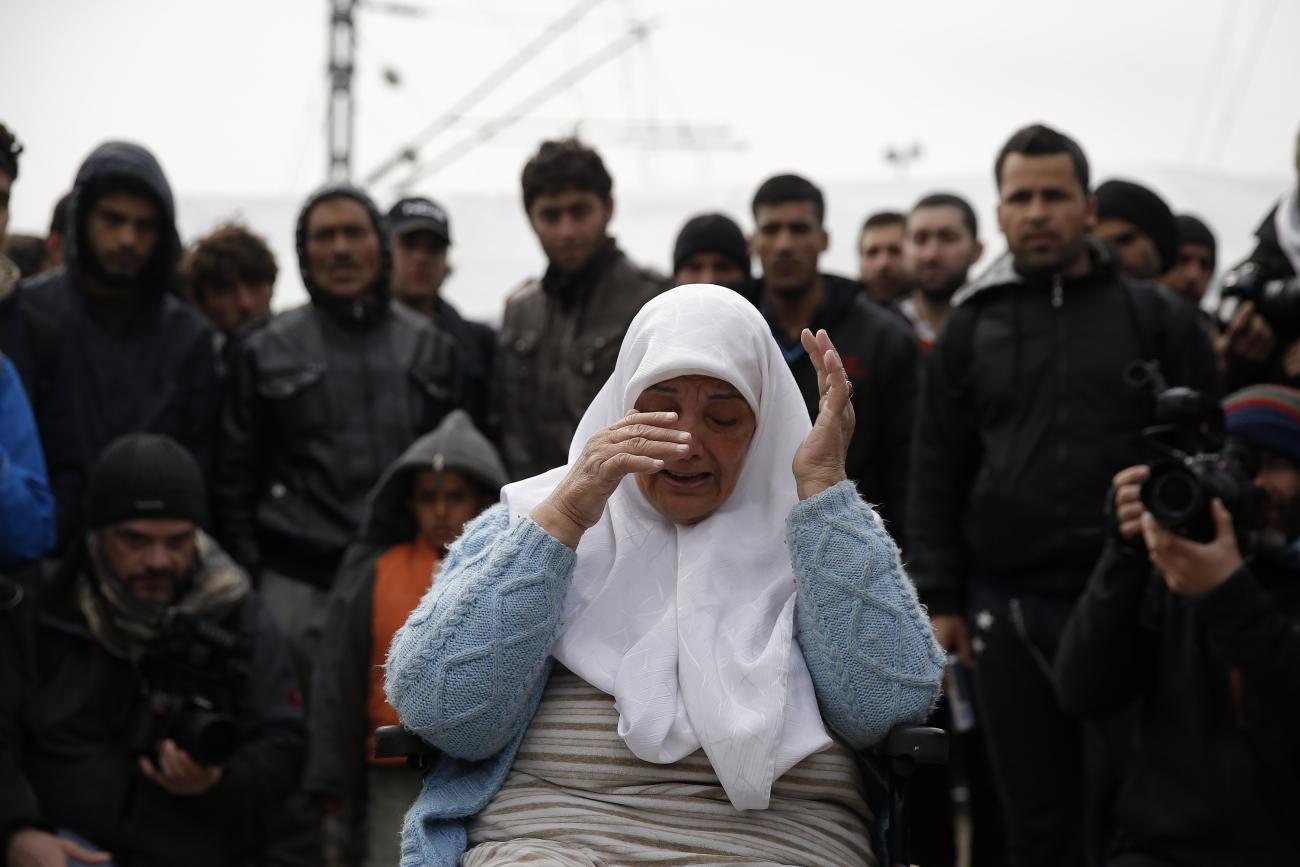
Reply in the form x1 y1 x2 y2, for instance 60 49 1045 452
2 142 220 550
907 124 1221 867
1056 384 1300 867
1 434 304 867
745 173 919 540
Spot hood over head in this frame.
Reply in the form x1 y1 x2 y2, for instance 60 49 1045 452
67 141 181 297
294 182 393 319
360 409 507 546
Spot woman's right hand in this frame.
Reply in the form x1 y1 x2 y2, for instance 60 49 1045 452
531 411 690 549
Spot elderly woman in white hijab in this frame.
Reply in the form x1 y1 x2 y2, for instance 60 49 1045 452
386 284 944 866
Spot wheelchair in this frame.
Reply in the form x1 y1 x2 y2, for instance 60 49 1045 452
375 722 947 867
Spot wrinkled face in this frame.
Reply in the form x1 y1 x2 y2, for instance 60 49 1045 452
305 197 381 299
633 375 757 525
997 153 1094 275
752 200 827 297
905 206 982 301
675 251 747 288
1093 217 1162 280
409 468 490 553
1255 451 1300 542
0 169 10 244
86 191 161 285
198 279 273 335
391 230 451 316
97 518 197 605
527 188 612 274
858 222 907 303
1162 242 1214 304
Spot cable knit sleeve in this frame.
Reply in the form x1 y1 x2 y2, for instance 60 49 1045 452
787 480 944 748
384 504 576 760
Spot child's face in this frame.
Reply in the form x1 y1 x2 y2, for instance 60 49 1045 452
408 469 487 552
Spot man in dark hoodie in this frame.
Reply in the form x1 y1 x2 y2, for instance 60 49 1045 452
306 410 507 867
907 124 1221 867
744 173 919 540
1 142 219 550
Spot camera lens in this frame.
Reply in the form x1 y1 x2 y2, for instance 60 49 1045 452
1143 465 1203 527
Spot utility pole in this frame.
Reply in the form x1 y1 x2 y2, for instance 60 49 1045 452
327 0 357 181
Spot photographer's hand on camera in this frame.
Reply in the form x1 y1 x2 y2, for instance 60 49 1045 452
1217 300 1277 365
1111 464 1151 548
1140 499 1244 596
138 739 223 796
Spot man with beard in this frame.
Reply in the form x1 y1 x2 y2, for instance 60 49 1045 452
1163 214 1217 307
898 193 985 351
908 124 1221 867
1 434 304 867
858 210 908 305
746 173 919 540
3 142 219 549
1056 384 1300 867
491 138 668 480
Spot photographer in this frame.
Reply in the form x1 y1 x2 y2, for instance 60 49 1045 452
0 435 305 867
1217 127 1300 391
1055 385 1300 867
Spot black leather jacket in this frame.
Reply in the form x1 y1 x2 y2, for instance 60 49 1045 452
213 185 462 585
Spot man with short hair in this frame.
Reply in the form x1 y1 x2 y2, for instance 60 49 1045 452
180 222 277 339
1163 213 1216 305
899 192 984 351
671 212 751 287
492 137 669 480
1056 384 1300 866
0 433 305 867
4 142 220 549
1092 179 1179 280
858 210 907 304
387 196 494 423
908 124 1221 867
747 173 919 538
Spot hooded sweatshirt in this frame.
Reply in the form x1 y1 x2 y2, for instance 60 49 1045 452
6 142 219 549
213 184 464 585
907 241 1221 613
304 410 506 803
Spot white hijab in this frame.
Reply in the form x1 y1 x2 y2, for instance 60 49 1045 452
502 284 832 811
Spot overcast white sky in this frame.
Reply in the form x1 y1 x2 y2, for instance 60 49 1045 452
3 0 1297 317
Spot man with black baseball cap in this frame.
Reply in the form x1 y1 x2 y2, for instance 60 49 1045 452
671 212 751 287
1 433 304 867
1092 178 1179 280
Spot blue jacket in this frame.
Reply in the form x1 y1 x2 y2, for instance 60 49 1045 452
0 354 55 566
386 481 945 866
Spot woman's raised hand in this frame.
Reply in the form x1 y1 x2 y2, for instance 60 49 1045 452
531 411 690 549
792 328 855 500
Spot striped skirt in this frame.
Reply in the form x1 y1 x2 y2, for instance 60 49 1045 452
463 669 874 866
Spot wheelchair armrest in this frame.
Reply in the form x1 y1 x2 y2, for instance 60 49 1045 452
883 724 948 775
374 725 440 770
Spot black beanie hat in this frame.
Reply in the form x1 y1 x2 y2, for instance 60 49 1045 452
672 213 751 278
1176 213 1217 266
87 434 207 529
1095 179 1179 273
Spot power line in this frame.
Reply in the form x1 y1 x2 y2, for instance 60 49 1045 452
1205 0 1280 166
363 0 607 185
396 19 658 187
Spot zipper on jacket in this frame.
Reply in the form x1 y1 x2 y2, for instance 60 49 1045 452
1051 276 1064 309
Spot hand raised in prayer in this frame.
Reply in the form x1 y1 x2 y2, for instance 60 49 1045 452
793 328 855 500
532 411 691 549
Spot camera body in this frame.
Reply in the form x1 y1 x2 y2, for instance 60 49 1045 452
125 610 250 766
1217 263 1300 343
1125 361 1267 545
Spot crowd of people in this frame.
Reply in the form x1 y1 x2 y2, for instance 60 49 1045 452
0 114 1298 867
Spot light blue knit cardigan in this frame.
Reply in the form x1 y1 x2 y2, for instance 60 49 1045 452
385 480 945 866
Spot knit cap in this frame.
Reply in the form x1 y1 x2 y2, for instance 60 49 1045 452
1176 214 1216 266
86 434 207 528
1095 179 1179 273
672 213 750 278
1223 385 1300 466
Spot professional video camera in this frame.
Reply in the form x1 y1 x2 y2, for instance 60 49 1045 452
1217 263 1300 343
1125 360 1267 545
125 610 250 766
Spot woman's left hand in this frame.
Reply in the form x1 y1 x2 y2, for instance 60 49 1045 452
793 328 855 500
